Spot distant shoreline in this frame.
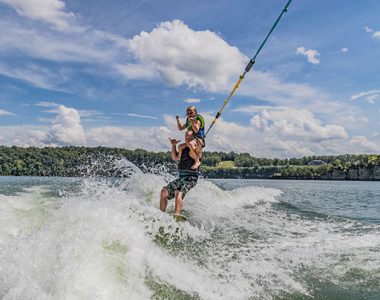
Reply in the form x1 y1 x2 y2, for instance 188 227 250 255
1 145 379 181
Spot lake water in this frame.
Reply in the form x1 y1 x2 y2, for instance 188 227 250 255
0 166 379 299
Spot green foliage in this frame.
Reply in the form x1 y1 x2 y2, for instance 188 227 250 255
0 145 379 179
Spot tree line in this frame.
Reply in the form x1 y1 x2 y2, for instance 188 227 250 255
0 145 379 179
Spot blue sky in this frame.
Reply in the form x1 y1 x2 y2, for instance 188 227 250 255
0 0 379 157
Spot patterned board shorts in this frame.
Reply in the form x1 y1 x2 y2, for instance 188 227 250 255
165 176 198 200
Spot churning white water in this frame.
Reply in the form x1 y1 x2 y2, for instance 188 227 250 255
0 163 379 299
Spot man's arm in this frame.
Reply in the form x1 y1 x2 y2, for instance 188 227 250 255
169 138 181 161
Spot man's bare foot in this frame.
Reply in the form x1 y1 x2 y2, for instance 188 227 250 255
191 160 201 170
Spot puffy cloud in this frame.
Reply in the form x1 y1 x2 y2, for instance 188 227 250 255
0 17 331 109
221 106 353 157
163 111 350 157
0 0 74 31
124 20 328 106
0 104 85 147
341 48 348 53
49 105 86 145
349 136 378 152
0 110 378 157
127 20 245 92
296 47 320 64
364 26 380 39
0 126 49 147
250 107 347 142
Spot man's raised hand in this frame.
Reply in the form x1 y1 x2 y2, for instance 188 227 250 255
169 138 180 145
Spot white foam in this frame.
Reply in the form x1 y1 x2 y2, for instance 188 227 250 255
0 171 379 299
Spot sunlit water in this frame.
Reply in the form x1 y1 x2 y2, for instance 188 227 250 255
0 162 379 299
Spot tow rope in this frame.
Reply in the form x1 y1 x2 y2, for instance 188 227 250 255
204 0 294 138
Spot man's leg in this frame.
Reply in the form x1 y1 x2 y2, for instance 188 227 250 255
174 191 183 215
160 187 169 212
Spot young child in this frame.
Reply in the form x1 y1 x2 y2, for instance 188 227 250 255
176 106 205 169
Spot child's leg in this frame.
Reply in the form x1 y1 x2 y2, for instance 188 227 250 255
187 140 198 160
191 157 201 169
195 138 203 155
188 139 201 169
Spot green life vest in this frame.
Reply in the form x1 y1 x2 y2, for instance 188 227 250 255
186 114 205 138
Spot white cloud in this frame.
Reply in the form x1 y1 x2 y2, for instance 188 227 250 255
184 98 201 103
296 47 320 64
235 103 369 131
248 107 348 142
125 21 328 106
349 136 378 152
341 48 348 53
0 0 74 31
127 113 158 120
0 105 85 146
220 106 360 156
365 94 379 104
0 21 120 63
336 114 368 127
351 90 380 103
364 26 380 39
364 26 374 33
0 19 133 90
35 101 60 107
77 110 105 118
37 117 54 123
49 105 86 145
0 62 63 91
127 20 245 92
0 109 15 116
0 17 334 110
0 111 378 157
0 125 49 147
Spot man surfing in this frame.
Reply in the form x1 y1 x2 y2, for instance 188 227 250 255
159 130 200 221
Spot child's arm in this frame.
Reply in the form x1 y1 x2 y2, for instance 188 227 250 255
176 116 187 131
189 118 201 133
